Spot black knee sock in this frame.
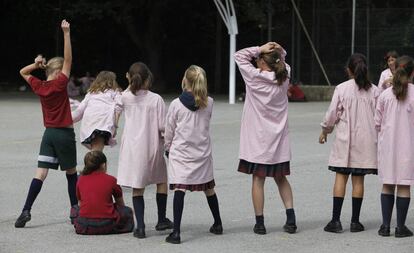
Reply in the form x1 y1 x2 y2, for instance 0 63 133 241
255 215 264 226
132 196 145 229
396 196 410 228
332 197 344 222
23 178 43 211
286 208 296 225
381 193 394 227
156 193 167 223
351 197 363 223
66 173 78 206
173 191 185 233
206 194 222 226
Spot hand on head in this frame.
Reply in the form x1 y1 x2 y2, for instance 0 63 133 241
61 19 70 33
259 42 282 54
34 54 46 69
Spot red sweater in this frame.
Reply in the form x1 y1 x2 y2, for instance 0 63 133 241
28 73 73 127
76 171 123 219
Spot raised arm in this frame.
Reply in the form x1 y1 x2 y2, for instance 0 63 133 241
234 42 287 83
19 55 46 83
61 20 72 78
71 94 89 123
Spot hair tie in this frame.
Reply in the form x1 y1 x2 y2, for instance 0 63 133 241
275 59 280 63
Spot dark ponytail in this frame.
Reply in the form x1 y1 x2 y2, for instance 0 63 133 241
260 50 288 85
128 62 153 95
392 55 414 101
81 151 107 175
347 53 371 91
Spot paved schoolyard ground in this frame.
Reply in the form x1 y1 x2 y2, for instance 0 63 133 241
0 93 412 253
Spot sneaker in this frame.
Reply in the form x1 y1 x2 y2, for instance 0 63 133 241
324 220 343 233
395 226 413 238
15 210 31 228
155 218 173 231
253 223 266 235
350 221 365 232
165 231 181 244
209 224 223 235
283 223 297 234
378 225 390 237
133 227 146 239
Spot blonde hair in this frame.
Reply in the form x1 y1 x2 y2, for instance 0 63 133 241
88 71 120 93
45 57 64 77
182 65 208 108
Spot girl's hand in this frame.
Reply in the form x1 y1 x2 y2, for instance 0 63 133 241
319 131 328 144
384 77 393 87
34 55 46 69
259 42 278 54
61 19 70 33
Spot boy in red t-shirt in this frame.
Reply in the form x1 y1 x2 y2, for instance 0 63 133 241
15 20 79 228
74 151 134 235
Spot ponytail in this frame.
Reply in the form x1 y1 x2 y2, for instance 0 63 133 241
260 50 288 85
128 62 153 95
392 55 414 101
45 57 64 77
81 151 107 175
347 53 371 91
182 65 208 108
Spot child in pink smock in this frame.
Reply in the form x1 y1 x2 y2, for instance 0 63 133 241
378 50 399 93
71 71 121 151
235 42 297 235
375 56 414 238
320 53 379 233
164 65 223 244
116 62 172 239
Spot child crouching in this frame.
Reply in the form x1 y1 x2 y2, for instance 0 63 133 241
74 151 134 235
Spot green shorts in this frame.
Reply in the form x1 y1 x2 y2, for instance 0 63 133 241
38 128 77 170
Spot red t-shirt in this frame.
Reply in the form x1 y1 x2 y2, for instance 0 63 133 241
28 73 73 127
76 171 123 219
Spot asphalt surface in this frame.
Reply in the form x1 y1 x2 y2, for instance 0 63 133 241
0 94 412 253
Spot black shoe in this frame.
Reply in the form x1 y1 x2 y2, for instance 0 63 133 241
350 221 365 232
324 220 343 233
378 225 390 237
253 224 266 235
166 231 181 244
209 224 223 235
283 223 297 234
395 226 413 238
133 228 146 239
155 218 174 231
15 210 31 228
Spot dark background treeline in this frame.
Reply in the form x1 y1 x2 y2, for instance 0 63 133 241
1 0 414 93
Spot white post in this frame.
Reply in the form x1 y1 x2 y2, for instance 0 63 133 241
214 0 238 104
352 0 356 54
229 33 236 104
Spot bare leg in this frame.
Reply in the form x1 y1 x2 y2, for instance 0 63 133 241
274 176 294 209
252 175 265 216
91 136 105 151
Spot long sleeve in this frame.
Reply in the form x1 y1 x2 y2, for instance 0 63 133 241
234 46 261 84
71 94 90 123
157 97 167 136
320 87 342 133
164 103 177 152
374 94 384 132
